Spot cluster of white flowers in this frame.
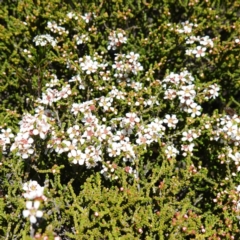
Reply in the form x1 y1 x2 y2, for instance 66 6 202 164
79 55 99 75
69 74 85 89
185 35 214 58
136 118 165 146
10 132 34 159
9 15 227 187
203 83 220 100
10 107 52 158
47 21 69 35
112 52 143 78
163 70 194 87
100 161 118 180
22 180 46 224
107 29 127 50
74 34 89 45
163 70 203 117
176 21 197 34
9 14 240 229
228 150 240 172
214 115 240 146
37 84 72 106
33 34 57 47
13 23 223 180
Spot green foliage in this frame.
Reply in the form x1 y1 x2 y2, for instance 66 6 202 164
0 0 240 239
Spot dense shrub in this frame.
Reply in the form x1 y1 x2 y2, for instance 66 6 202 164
0 0 240 239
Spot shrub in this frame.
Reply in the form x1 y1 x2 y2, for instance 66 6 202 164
0 0 240 239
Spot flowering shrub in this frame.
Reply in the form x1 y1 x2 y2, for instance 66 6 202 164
0 0 240 239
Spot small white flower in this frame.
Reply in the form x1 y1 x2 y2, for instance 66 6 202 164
208 84 220 99
124 113 140 126
22 201 43 223
165 145 179 158
126 52 139 63
192 46 207 58
163 114 178 128
99 97 113 111
22 180 44 200
81 13 92 23
182 130 198 142
187 102 201 118
200 36 214 47
0 128 14 144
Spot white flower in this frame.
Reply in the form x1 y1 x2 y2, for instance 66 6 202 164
165 145 179 158
163 114 178 128
178 85 196 98
181 143 195 156
39 88 59 106
192 46 207 58
23 201 43 224
182 130 198 142
22 180 44 200
0 128 14 144
200 36 214 48
124 113 140 126
107 142 121 157
126 52 140 63
67 125 80 139
81 13 92 23
187 102 201 118
164 89 177 100
62 139 78 157
80 56 99 74
10 132 34 159
99 97 113 111
72 150 86 165
208 84 220 99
